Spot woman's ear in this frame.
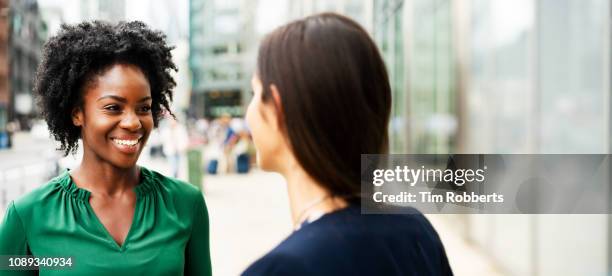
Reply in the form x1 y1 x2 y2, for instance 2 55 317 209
72 107 83 127
269 84 284 128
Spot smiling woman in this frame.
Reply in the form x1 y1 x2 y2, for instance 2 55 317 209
0 21 211 275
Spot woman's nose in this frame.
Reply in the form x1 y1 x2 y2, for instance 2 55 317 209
119 110 142 130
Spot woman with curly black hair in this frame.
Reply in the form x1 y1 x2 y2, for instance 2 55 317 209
0 21 211 275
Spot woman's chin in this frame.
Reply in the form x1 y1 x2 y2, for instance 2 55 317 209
109 156 141 170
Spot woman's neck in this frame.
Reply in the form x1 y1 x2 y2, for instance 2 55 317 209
71 152 140 197
281 158 347 227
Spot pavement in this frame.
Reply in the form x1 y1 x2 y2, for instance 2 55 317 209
0 131 58 170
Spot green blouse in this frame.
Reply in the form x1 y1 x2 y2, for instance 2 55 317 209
0 167 212 276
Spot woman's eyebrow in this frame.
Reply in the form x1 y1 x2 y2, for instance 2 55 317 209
138 96 152 102
96 95 152 102
96 95 126 102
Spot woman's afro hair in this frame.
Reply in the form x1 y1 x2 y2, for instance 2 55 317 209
34 20 177 156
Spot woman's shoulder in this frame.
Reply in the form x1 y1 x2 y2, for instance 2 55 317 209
12 171 71 209
10 171 72 220
262 206 433 247
244 206 451 275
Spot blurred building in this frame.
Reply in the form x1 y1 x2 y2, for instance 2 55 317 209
374 0 610 275
40 0 127 37
8 0 46 131
375 0 459 155
288 0 372 32
123 0 191 115
79 0 125 22
189 0 257 119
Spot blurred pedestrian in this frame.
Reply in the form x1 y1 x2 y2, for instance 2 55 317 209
161 117 190 178
227 119 252 173
204 113 233 174
4 120 18 148
0 21 212 275
242 13 452 275
220 113 236 173
195 118 209 143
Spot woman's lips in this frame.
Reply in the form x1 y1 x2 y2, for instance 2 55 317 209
111 137 142 154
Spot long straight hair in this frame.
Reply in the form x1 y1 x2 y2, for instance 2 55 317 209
257 13 392 203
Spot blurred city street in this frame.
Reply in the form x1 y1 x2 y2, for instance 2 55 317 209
0 130 56 171
0 131 59 217
1 0 611 274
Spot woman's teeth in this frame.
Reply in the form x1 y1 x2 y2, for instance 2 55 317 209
113 138 139 146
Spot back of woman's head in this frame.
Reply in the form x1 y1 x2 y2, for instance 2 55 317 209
257 13 391 202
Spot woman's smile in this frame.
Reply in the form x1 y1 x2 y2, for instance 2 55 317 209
111 135 144 154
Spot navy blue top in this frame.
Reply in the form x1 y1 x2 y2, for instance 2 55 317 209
242 205 453 276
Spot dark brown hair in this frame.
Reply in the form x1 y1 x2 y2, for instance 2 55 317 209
257 13 391 203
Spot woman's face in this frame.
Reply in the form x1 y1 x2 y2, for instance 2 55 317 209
245 75 284 171
73 63 153 169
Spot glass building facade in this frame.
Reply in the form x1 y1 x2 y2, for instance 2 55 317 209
189 0 257 118
374 0 611 274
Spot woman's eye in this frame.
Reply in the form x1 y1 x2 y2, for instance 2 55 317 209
139 105 152 113
104 105 120 111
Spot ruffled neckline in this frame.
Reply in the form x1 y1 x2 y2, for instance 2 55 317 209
57 166 158 201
